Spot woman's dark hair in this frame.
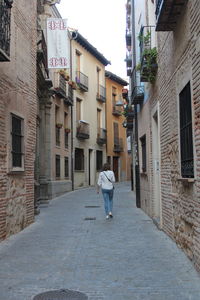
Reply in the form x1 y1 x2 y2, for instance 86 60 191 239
102 163 111 171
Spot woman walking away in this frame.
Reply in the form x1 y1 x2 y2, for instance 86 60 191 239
97 163 115 219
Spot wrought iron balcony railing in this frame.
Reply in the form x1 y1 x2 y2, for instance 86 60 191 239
112 105 122 116
0 0 13 61
54 73 67 98
126 30 132 47
76 71 88 92
96 85 106 102
155 0 188 31
64 85 73 106
113 137 123 153
97 128 107 145
131 86 144 105
76 120 90 139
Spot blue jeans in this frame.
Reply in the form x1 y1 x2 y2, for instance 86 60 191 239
102 188 114 215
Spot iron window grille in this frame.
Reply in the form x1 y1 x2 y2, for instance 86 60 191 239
179 82 194 178
55 126 60 147
140 134 146 173
0 0 13 61
11 114 24 168
75 148 84 171
55 155 60 178
64 131 69 149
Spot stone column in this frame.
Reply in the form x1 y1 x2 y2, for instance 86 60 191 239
38 81 53 204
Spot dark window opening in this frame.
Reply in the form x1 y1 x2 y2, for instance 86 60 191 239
56 127 60 146
96 150 103 171
140 134 146 173
75 148 84 171
56 155 60 178
11 114 23 167
179 82 194 178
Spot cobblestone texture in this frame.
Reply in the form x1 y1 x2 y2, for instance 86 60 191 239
0 182 200 299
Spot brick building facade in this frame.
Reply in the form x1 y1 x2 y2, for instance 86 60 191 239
158 0 200 271
0 0 37 240
128 0 200 271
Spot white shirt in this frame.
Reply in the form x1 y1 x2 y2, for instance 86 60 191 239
97 170 115 190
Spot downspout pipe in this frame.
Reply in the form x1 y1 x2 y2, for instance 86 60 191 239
132 0 141 207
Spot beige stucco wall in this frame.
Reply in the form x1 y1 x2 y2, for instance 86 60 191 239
71 39 107 188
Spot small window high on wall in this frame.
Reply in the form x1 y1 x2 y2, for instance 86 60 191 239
179 82 194 178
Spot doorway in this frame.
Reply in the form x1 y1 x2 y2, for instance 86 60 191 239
152 109 161 226
88 149 93 186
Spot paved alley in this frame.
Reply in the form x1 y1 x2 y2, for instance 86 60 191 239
0 182 200 300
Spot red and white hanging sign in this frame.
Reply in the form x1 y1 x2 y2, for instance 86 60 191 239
47 18 69 69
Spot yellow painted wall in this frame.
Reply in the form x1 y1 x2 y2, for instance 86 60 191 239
105 77 128 181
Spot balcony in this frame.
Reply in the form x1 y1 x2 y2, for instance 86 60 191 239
131 86 144 105
96 85 106 103
113 137 123 153
76 120 90 139
76 71 88 92
112 105 122 116
156 0 188 31
37 30 49 77
54 73 67 98
122 88 128 100
0 0 13 61
138 26 158 83
64 85 73 106
127 67 132 77
126 30 132 47
125 53 132 68
97 128 107 145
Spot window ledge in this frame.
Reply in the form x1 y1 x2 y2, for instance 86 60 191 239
8 169 25 175
177 177 195 183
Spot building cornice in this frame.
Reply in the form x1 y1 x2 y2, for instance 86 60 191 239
71 31 111 66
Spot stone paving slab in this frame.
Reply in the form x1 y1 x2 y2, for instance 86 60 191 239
0 182 200 299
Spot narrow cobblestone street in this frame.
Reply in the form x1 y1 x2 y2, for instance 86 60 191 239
0 182 200 300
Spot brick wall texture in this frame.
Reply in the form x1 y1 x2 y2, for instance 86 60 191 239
0 0 37 240
157 0 200 270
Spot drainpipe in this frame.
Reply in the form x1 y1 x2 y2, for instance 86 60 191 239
69 30 76 191
132 0 141 207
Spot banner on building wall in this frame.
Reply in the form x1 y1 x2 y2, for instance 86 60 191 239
47 18 69 69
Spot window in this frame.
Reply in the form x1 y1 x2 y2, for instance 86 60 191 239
64 157 69 178
76 98 81 122
64 132 69 149
11 114 24 168
179 82 194 178
56 155 60 178
55 105 60 146
75 148 84 171
112 86 117 104
97 109 101 132
76 50 81 72
96 150 103 171
97 67 100 94
64 112 69 148
140 135 146 173
56 127 60 146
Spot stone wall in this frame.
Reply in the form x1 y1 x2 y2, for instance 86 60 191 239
0 0 37 240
